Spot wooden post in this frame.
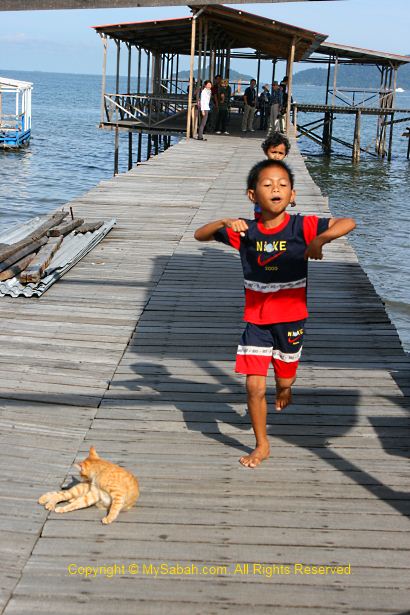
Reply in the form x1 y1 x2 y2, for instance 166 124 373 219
152 52 161 95
381 67 392 157
203 19 208 78
322 111 332 154
114 39 121 176
256 56 261 95
325 56 331 105
137 46 141 92
293 104 297 130
285 37 295 135
137 132 142 162
186 15 196 139
175 54 179 93
322 55 332 148
271 59 276 85
127 43 132 171
407 129 410 159
376 66 384 154
210 44 215 82
146 50 150 95
170 53 174 94
100 34 108 124
197 17 203 83
225 46 231 79
352 109 361 163
332 55 339 107
387 113 394 161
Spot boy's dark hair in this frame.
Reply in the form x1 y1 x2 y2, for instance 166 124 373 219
261 133 290 155
247 159 294 191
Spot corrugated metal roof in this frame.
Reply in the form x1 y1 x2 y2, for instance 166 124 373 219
315 42 410 66
0 216 116 298
93 4 328 62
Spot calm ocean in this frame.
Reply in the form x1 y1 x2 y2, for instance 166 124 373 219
0 71 409 351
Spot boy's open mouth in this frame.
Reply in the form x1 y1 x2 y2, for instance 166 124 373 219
271 196 282 202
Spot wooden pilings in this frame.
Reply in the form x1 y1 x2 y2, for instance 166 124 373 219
352 109 361 163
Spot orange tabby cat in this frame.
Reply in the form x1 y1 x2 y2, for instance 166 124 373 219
38 446 139 524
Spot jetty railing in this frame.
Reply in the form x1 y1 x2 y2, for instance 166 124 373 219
102 92 189 132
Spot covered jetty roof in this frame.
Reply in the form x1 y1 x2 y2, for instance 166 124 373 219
312 41 410 66
93 5 328 62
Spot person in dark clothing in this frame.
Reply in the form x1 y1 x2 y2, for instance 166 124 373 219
242 79 257 132
268 81 284 134
215 79 231 134
258 84 271 131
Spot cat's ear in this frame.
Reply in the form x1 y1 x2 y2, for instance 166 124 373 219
89 446 99 459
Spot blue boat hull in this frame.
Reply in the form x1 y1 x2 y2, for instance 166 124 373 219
0 128 31 148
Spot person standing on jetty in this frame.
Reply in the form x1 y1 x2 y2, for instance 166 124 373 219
194 159 356 468
197 80 212 141
268 81 284 134
242 79 257 132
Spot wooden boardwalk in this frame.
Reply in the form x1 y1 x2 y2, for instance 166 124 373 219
0 135 409 614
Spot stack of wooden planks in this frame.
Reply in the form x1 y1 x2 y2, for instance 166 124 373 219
0 212 105 285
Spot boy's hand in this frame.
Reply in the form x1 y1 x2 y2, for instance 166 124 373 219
223 218 249 237
304 236 325 260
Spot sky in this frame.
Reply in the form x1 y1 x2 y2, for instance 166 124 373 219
0 0 409 81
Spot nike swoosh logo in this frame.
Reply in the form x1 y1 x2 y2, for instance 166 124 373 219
288 335 302 344
257 251 286 266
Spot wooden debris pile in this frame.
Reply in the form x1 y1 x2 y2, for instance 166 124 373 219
0 211 104 284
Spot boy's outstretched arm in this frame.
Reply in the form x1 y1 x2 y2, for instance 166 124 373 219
305 217 356 260
194 218 249 242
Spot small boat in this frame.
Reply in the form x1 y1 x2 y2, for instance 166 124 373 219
395 87 405 93
0 77 32 149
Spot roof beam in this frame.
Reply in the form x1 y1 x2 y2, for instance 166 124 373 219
0 0 336 9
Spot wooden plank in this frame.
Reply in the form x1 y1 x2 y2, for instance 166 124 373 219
48 218 84 237
19 236 63 284
0 211 67 262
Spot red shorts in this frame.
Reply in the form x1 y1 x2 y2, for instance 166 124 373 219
235 320 305 379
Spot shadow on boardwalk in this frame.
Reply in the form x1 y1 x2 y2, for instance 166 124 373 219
106 245 410 517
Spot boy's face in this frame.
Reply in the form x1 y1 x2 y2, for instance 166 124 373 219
266 143 287 160
248 166 295 215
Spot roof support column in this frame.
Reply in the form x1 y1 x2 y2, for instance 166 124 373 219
186 15 197 138
126 42 133 170
225 46 231 79
256 55 261 96
197 17 203 83
332 54 339 106
137 45 141 93
285 37 296 136
114 38 120 176
271 59 276 85
99 33 108 125
203 19 208 80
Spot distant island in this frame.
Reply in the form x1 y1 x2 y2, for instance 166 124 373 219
294 62 410 89
177 67 254 82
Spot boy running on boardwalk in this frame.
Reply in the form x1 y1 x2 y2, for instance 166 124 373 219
194 159 356 468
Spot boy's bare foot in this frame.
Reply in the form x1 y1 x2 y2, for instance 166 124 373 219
275 385 292 411
239 440 270 468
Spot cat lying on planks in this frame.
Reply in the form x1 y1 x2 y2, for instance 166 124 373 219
38 447 139 524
